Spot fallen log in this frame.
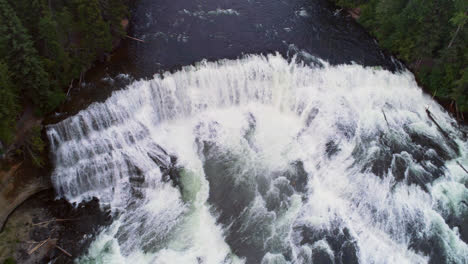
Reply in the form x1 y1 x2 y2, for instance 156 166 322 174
126 35 145 43
55 245 72 257
32 218 78 226
426 108 449 138
382 109 389 127
456 161 468 175
28 238 49 255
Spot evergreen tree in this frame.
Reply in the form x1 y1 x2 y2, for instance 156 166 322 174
73 0 113 68
0 0 130 150
331 0 468 112
0 0 53 112
0 62 19 144
100 0 129 38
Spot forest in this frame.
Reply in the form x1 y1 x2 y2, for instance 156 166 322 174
333 0 467 117
0 0 129 153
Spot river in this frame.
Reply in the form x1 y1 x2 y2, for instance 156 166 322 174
46 0 468 263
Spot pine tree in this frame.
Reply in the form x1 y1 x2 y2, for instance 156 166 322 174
73 0 113 68
100 0 129 38
332 0 468 114
0 0 52 112
0 62 19 144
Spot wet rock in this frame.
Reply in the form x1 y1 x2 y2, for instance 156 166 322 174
0 190 111 264
391 153 409 181
339 241 359 264
406 166 432 192
286 160 309 194
244 112 258 151
311 248 334 264
294 224 359 264
409 132 456 161
305 108 319 127
370 149 392 177
325 140 340 158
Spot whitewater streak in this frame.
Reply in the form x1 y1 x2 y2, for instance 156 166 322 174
47 54 468 263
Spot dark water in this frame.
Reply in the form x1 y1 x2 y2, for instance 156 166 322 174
129 0 397 76
61 0 399 117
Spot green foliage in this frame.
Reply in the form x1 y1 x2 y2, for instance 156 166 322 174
73 0 113 68
3 257 16 264
332 0 468 112
0 0 129 146
0 62 19 144
100 0 130 38
0 0 51 112
24 125 45 168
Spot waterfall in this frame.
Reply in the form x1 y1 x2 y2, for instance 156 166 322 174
47 54 468 263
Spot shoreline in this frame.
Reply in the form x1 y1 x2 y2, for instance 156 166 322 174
0 190 111 264
0 10 134 264
334 3 467 125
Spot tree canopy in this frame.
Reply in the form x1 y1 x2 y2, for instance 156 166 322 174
0 0 129 145
333 0 468 113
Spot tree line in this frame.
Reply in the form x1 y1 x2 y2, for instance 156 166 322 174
332 0 467 116
0 0 129 146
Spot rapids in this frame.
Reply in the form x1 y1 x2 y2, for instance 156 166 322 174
47 54 468 263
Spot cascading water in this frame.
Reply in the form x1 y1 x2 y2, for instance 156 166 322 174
47 54 468 263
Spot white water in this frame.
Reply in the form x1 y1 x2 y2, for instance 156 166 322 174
47 54 468 263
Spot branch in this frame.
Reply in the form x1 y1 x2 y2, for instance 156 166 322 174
55 245 72 257
425 108 449 138
32 218 78 226
447 23 463 48
126 35 145 43
456 161 468 175
28 238 50 255
382 109 389 128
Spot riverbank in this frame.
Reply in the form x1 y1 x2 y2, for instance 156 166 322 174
329 0 467 122
0 47 126 262
0 2 135 262
0 190 111 264
0 16 131 224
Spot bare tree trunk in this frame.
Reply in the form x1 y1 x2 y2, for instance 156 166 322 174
447 23 462 48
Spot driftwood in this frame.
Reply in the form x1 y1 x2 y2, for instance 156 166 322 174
456 161 468 175
32 218 78 226
126 35 145 43
55 245 72 257
382 109 389 127
426 108 449 138
28 238 50 255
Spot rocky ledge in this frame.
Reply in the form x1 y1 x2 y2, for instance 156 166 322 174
0 190 111 264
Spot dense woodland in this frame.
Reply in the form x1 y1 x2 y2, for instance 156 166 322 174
0 0 129 153
333 0 468 116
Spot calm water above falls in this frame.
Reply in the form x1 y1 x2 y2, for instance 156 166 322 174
47 0 467 263
127 0 398 76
